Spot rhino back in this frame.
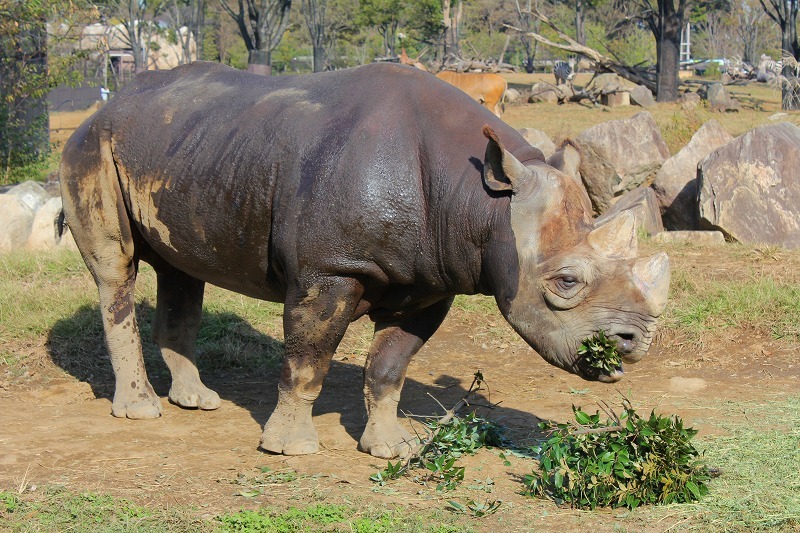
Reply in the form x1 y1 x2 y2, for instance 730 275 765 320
91 62 538 303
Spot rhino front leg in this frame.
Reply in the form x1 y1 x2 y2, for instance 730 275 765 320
152 268 220 411
260 277 364 455
359 297 453 459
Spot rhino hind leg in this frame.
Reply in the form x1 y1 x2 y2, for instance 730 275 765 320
260 277 365 455
60 139 161 419
152 268 220 411
359 297 453 459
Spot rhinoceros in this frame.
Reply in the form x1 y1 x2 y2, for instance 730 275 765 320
60 62 669 459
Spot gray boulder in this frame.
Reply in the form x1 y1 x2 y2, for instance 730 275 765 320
596 186 663 236
574 111 670 214
505 87 521 104
652 120 734 230
546 141 584 186
6 180 50 212
629 85 655 108
0 194 34 251
706 83 740 112
680 92 701 111
518 128 555 158
698 122 800 249
26 197 64 250
529 82 558 103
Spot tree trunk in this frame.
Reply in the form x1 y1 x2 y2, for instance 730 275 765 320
780 6 800 109
442 0 462 58
247 50 271 76
655 1 683 103
575 0 586 46
312 45 325 72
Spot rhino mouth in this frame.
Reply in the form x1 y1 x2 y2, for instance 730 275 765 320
575 360 625 383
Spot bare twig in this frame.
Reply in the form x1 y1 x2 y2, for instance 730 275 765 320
401 373 487 470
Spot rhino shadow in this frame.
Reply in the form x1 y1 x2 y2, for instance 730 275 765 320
47 304 549 447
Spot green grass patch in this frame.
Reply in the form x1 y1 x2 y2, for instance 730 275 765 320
647 397 800 531
218 505 464 532
0 487 206 532
0 488 466 532
664 273 800 340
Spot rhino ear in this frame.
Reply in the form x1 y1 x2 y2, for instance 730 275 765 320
482 125 529 193
587 210 637 259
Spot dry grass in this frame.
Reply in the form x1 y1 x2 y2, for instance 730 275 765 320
500 72 795 153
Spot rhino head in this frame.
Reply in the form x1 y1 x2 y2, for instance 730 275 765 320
483 127 669 382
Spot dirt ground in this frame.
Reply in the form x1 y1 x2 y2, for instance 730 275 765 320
1 243 798 531
3 81 796 530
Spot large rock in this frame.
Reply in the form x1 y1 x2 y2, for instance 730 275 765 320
518 128 555 158
546 141 584 186
529 82 558 103
574 111 670 214
505 87 521 104
595 186 663 236
587 72 623 94
6 180 50 212
680 92 701 111
652 120 734 230
706 83 740 112
26 197 64 250
697 122 800 249
0 194 34 251
629 85 655 108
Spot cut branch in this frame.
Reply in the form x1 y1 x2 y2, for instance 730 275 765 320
504 8 659 95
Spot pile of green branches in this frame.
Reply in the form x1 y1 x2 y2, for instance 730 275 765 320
525 399 710 510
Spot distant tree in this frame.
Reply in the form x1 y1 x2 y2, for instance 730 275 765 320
442 0 463 58
0 0 97 183
758 0 800 108
301 0 328 71
162 0 206 63
735 0 767 63
515 0 539 73
358 0 404 56
97 0 160 74
219 0 292 75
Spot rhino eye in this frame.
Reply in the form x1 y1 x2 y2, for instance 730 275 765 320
556 276 579 291
543 273 587 309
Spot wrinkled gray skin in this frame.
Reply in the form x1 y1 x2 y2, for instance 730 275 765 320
60 62 669 459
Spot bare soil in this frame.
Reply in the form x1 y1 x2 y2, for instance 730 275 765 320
1 243 798 531
5 87 795 529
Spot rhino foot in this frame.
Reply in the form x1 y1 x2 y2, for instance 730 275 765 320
168 380 221 410
259 403 319 455
111 391 163 419
358 421 418 459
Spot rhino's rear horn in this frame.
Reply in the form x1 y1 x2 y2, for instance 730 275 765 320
588 211 637 259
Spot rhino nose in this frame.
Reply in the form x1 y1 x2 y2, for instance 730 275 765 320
611 333 636 353
611 333 641 361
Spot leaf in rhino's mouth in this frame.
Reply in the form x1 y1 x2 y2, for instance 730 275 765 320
577 331 622 376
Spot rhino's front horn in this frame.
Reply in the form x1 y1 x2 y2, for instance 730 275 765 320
633 252 670 316
588 211 637 259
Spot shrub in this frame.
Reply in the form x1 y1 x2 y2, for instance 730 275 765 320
525 399 710 510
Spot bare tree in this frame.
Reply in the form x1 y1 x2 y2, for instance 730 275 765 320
219 0 292 75
630 0 689 102
736 0 766 63
101 0 159 73
758 0 800 108
515 0 539 73
442 0 463 58
301 0 327 71
163 0 205 65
